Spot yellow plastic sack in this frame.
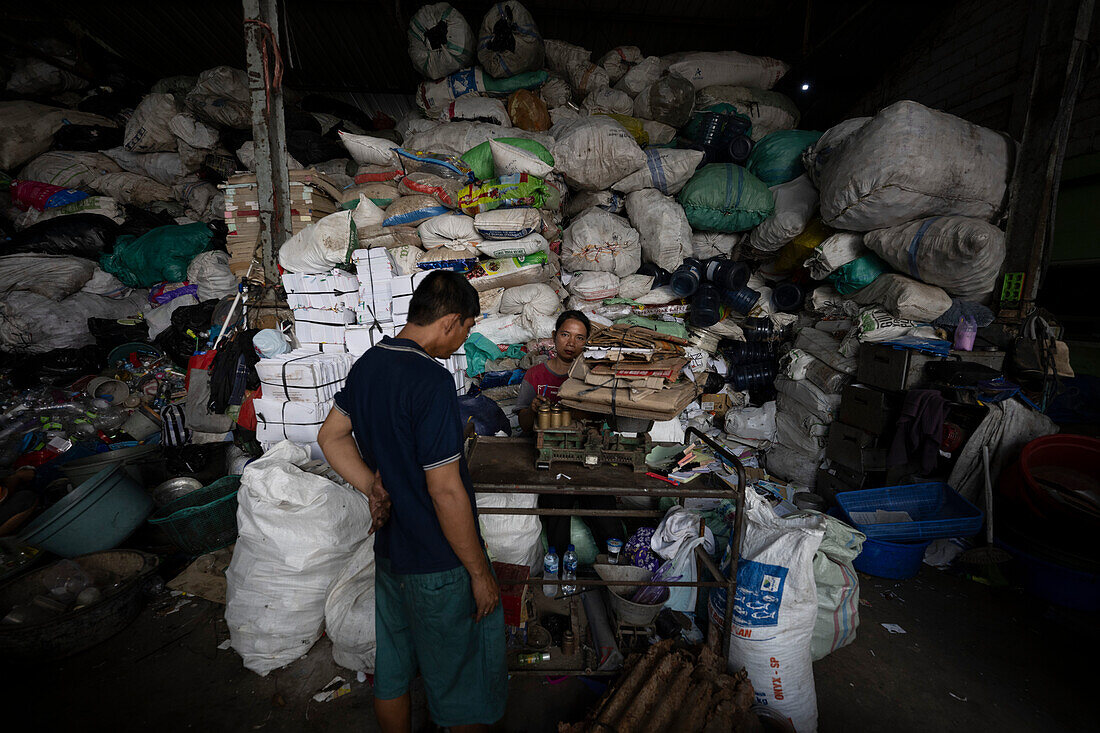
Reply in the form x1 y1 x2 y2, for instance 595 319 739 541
594 113 649 146
774 218 832 273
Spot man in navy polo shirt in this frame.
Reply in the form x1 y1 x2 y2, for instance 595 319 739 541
318 271 505 732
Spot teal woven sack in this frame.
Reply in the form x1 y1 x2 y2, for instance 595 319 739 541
747 129 823 186
828 253 891 295
677 164 774 233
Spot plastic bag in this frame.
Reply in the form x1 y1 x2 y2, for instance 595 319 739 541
723 401 777 445
187 251 238 301
474 207 540 239
384 195 449 227
4 213 119 260
804 232 864 280
633 72 695 128
697 85 800 141
457 173 548 215
847 273 953 322
507 89 551 131
583 87 634 116
338 131 400 167
666 50 789 91
817 101 1011 230
488 138 553 178
466 250 552 291
827 253 890 295
459 392 511 435
226 442 373 675
809 512 864 661
100 222 218 288
419 211 482 249
476 232 547 258
440 95 511 126
0 254 96 300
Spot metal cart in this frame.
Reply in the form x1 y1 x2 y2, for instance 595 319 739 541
468 427 746 675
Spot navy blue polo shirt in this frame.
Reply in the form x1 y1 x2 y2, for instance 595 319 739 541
333 336 479 575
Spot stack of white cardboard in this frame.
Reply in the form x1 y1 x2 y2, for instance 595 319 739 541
351 249 431 329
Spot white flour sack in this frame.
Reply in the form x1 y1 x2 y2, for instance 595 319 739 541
710 487 826 731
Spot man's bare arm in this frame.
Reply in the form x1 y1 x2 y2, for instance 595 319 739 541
425 461 498 620
318 408 374 494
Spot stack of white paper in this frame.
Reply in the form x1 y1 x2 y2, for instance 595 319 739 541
255 349 355 402
254 398 331 444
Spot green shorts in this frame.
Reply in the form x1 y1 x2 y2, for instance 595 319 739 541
374 557 508 727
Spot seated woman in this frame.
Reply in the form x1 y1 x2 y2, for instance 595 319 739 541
515 310 622 558
516 309 590 432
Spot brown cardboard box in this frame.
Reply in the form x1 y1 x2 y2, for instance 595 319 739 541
700 393 733 420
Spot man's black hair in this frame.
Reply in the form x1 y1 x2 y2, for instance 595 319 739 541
555 309 591 337
407 271 480 326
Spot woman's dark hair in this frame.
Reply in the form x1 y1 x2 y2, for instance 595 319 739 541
407 271 480 325
554 310 591 337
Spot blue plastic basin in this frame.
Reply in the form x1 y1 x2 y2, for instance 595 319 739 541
852 536 931 580
18 464 154 558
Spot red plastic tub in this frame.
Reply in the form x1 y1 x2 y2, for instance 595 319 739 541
1000 435 1100 528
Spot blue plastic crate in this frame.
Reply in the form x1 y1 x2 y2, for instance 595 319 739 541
834 482 983 542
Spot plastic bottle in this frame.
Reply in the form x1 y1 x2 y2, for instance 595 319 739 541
542 546 560 598
562 544 578 595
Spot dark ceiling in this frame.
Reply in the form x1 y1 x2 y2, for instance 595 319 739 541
0 0 952 128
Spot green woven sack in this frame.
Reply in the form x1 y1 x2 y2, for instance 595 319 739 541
100 222 217 288
677 164 775 233
828 253 891 294
747 129 823 186
461 137 554 181
480 70 549 94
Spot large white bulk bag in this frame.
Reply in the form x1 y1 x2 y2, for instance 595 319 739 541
407 2 475 80
560 209 641 276
862 215 1006 301
817 101 1012 231
551 116 647 191
543 38 591 75
477 1 545 78
697 86 800 141
476 232 548 258
339 131 400 166
477 493 544 571
597 46 644 84
225 442 372 675
325 539 377 673
123 93 181 153
278 210 356 274
801 117 869 188
747 174 818 252
804 233 865 279
582 87 635 116
474 206 541 239
666 51 789 91
418 211 482 249
612 148 703 196
405 121 553 157
848 273 953 321
624 189 692 271
499 282 561 316
713 488 825 731
614 56 667 97
566 270 620 301
691 231 740 259
439 95 512 126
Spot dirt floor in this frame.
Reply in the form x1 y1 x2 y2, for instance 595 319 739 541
2 564 1095 732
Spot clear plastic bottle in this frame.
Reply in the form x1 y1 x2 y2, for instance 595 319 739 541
561 544 577 595
542 546 559 598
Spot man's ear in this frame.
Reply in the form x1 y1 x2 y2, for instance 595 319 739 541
442 312 461 334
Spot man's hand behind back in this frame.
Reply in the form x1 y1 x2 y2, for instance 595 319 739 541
469 569 500 622
368 476 391 535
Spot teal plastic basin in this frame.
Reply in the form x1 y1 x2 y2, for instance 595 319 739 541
18 464 154 558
